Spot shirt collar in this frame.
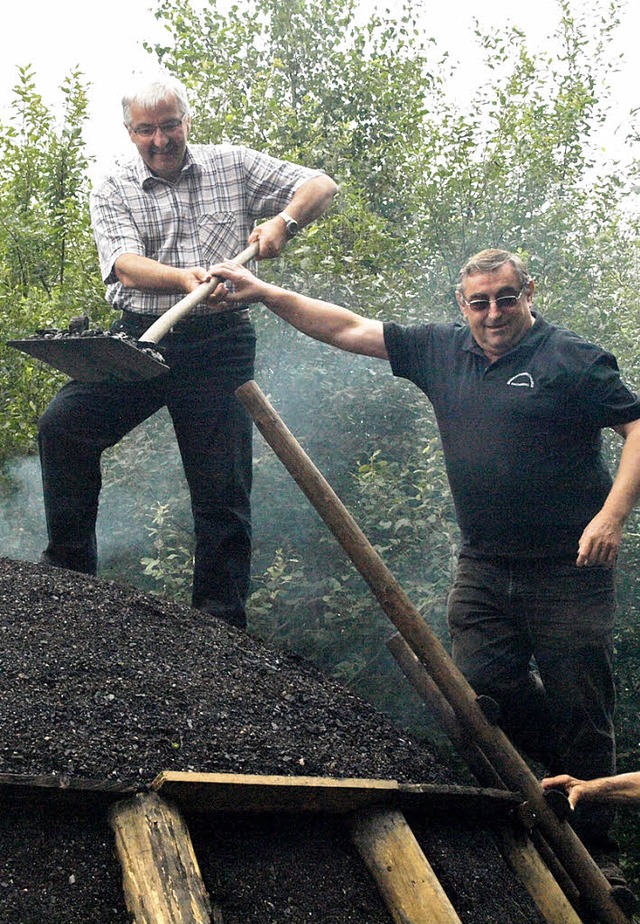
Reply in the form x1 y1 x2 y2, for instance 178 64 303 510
462 310 546 358
137 146 202 189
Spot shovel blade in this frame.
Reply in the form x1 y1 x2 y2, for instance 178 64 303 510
7 336 170 383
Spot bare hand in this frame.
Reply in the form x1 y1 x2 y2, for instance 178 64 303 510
576 511 622 567
207 260 271 307
248 216 288 259
178 266 240 309
181 266 215 292
541 774 584 809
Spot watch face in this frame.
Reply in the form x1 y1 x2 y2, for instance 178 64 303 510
280 212 299 238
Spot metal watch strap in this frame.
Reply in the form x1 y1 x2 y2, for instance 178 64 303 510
279 211 299 238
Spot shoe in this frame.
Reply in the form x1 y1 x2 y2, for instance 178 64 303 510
610 884 637 918
597 862 628 888
592 861 636 917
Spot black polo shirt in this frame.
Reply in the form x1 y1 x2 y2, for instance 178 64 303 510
384 314 640 558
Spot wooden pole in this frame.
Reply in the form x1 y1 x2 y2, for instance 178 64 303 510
236 379 630 924
387 633 585 924
139 242 258 345
498 823 584 924
386 632 506 791
348 807 463 924
109 792 213 924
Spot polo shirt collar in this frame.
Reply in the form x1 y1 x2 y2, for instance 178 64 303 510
462 310 546 360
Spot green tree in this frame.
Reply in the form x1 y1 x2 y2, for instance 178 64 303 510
3 3 640 878
120 0 640 685
0 66 104 459
146 0 432 298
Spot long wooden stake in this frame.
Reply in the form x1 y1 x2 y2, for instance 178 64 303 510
498 823 584 924
387 632 584 924
236 379 630 924
386 633 506 791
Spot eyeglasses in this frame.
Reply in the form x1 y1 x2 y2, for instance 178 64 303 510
460 284 528 313
129 117 185 138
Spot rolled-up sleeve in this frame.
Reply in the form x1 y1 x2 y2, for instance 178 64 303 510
241 147 324 219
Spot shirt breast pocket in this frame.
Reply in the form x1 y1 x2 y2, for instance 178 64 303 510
197 213 241 263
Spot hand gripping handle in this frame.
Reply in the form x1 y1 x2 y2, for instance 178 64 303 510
139 241 259 345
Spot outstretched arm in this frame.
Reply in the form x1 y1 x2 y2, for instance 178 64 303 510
576 417 640 567
542 772 640 808
210 261 388 359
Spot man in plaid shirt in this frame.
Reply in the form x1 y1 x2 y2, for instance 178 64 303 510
38 74 337 629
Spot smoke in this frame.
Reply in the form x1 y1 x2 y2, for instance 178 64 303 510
0 429 179 577
0 457 45 563
0 341 441 735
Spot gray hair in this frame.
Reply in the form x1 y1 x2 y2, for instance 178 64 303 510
122 74 191 126
456 249 531 292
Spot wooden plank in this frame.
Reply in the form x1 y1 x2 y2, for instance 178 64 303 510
151 771 401 813
497 822 584 924
0 772 137 808
151 771 521 818
109 792 213 924
348 807 463 924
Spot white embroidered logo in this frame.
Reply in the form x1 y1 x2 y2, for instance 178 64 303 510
507 372 535 388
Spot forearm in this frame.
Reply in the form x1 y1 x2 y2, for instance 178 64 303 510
249 175 337 259
261 284 386 357
209 260 387 357
601 422 640 523
581 772 640 804
543 771 640 806
114 253 202 294
284 174 338 227
577 419 640 565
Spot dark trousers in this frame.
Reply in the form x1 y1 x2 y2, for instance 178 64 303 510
447 554 617 848
38 311 256 629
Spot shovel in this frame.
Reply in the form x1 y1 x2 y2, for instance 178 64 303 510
7 242 259 384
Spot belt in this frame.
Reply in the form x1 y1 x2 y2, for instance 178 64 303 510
120 308 251 339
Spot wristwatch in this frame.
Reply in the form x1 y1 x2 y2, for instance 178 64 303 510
279 211 300 239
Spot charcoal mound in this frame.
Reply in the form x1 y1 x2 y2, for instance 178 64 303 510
0 557 545 923
0 557 441 783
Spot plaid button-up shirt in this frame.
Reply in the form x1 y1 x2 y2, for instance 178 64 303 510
90 143 322 316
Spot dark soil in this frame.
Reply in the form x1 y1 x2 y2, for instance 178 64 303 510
0 557 545 923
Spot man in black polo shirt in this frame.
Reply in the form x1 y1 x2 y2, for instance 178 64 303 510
209 248 640 871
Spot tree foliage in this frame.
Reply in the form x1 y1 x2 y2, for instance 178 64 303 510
0 66 104 459
2 0 640 879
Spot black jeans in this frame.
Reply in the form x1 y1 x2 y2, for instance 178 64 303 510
448 554 617 847
38 310 256 629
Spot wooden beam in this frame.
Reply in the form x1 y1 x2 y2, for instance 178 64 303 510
109 792 212 924
348 807 463 924
151 770 520 819
497 822 584 924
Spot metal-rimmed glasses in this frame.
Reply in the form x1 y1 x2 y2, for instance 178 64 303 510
460 284 528 313
129 117 186 138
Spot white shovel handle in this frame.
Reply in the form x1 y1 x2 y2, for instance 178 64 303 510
139 242 259 345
